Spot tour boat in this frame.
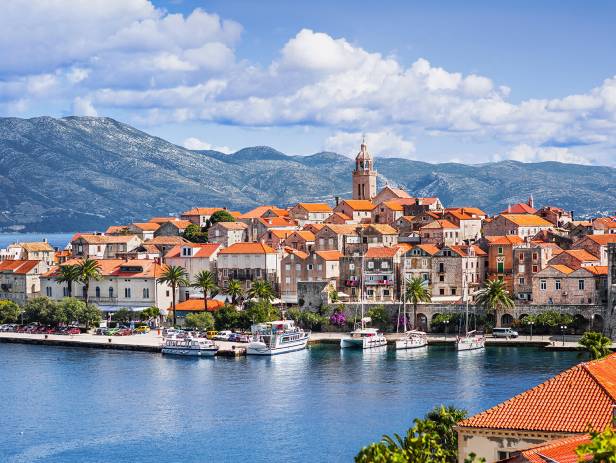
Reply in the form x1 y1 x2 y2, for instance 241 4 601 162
340 323 387 349
161 336 219 357
456 330 486 351
395 330 428 350
246 320 310 355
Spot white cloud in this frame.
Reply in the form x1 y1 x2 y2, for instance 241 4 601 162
183 137 232 154
72 97 98 117
324 130 416 158
493 144 592 165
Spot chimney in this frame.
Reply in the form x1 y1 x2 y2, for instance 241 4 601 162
570 211 575 220
335 196 340 206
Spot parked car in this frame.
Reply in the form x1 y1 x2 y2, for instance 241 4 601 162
234 334 250 343
107 328 120 336
492 327 519 338
214 330 233 341
118 328 133 336
206 330 218 339
67 327 81 335
134 326 150 334
95 327 109 335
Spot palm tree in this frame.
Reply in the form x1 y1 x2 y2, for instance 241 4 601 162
475 278 514 328
579 331 613 360
404 277 432 330
248 280 275 303
157 265 189 326
55 264 80 298
75 258 102 304
192 270 218 312
225 279 243 306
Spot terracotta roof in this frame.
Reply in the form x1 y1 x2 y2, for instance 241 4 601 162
381 200 405 211
416 244 441 255
486 235 525 245
593 217 616 229
340 200 376 211
501 203 538 214
283 247 309 259
267 229 293 239
165 243 220 259
131 222 161 231
584 234 616 245
157 219 192 229
212 221 248 230
143 236 188 245
238 206 289 219
396 215 415 224
585 265 608 275
218 242 277 254
458 354 616 433
182 207 223 216
303 223 325 232
16 242 54 252
560 249 601 263
549 264 575 274
326 212 352 222
449 245 487 256
379 186 411 198
296 203 333 213
289 231 315 241
172 299 224 312
257 217 297 228
321 224 359 235
501 214 553 227
105 225 129 234
46 259 164 278
148 217 181 224
365 246 401 258
365 224 398 234
0 260 41 274
74 234 140 244
420 219 459 230
448 207 487 217
315 250 343 261
513 434 592 463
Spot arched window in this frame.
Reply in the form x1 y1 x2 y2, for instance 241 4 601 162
95 287 100 298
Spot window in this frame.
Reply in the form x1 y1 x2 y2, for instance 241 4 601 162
95 286 100 298
124 287 131 298
439 275 445 282
497 262 504 273
555 280 561 290
519 254 524 262
518 277 525 285
285 276 290 284
307 264 313 270
578 279 585 290
383 290 390 296
143 288 149 299
285 264 291 271
46 287 52 297
295 264 301 272
349 263 355 271
63 287 68 297
532 265 538 273
532 252 538 260
540 279 547 290
109 287 114 298
381 261 389 269
498 246 503 255
368 262 374 269
439 288 445 295
438 263 445 273
317 264 323 271
451 287 457 296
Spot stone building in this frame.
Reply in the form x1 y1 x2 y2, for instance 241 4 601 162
333 199 375 223
208 221 248 248
513 242 561 302
164 243 221 301
216 242 280 293
372 185 411 205
483 214 553 238
419 219 462 247
431 245 486 303
572 234 616 265
485 235 525 294
532 264 607 305
280 249 341 304
401 244 440 284
363 246 404 302
0 260 49 304
71 234 142 259
607 243 616 338
352 141 377 201
288 203 333 226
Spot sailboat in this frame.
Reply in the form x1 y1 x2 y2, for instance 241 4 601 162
395 278 428 350
456 275 485 351
340 251 387 349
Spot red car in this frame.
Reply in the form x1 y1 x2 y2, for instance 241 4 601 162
67 327 81 335
118 328 133 336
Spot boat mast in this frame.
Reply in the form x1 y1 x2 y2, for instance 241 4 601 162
464 254 469 335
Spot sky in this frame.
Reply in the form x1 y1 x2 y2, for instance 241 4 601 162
1 0 616 166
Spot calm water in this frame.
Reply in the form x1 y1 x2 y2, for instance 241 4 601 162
0 344 579 463
0 233 74 249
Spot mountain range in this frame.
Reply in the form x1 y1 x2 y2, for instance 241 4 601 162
0 116 614 232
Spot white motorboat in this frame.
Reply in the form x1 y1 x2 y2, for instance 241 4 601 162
340 326 387 349
161 336 219 357
395 330 428 350
246 320 310 355
456 330 486 351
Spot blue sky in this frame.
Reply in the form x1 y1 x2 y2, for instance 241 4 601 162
1 0 616 165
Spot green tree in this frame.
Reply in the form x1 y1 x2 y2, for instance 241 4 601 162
182 223 208 243
0 300 21 323
404 277 432 330
579 331 613 360
241 299 276 328
287 308 325 330
214 304 240 330
367 305 388 328
75 258 102 304
355 405 473 463
185 312 215 331
157 265 189 326
141 306 160 323
248 280 275 303
23 297 66 326
576 427 616 462
192 270 218 312
58 297 85 325
78 303 102 329
225 279 244 306
55 264 80 298
112 308 131 323
207 210 236 227
475 279 514 327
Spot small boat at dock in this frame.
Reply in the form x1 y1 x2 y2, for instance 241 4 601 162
246 320 310 355
456 330 485 351
161 336 219 357
395 330 428 350
340 325 387 349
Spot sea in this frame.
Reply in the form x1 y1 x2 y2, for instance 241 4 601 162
0 233 74 250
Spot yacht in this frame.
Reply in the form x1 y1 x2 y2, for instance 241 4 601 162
395 330 428 350
340 317 387 349
456 330 486 351
161 336 219 357
246 320 310 355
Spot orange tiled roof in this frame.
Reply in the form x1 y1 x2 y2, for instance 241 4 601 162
218 242 277 254
157 219 192 229
321 224 359 235
165 243 220 259
148 217 180 223
105 225 128 234
303 223 325 232
315 250 343 261
420 219 458 230
501 203 537 214
290 231 315 241
396 215 415 224
585 234 616 245
267 229 293 239
340 200 376 211
585 265 608 275
172 299 224 312
182 207 223 216
416 244 441 255
381 200 405 211
131 222 161 231
46 259 164 278
144 236 188 245
297 202 333 213
257 217 297 228
448 207 487 217
17 242 55 252
457 354 616 433
560 249 601 262
213 221 248 230
501 214 553 227
486 235 525 245
549 264 575 274
283 247 309 259
450 245 487 257
239 206 289 219
0 260 41 274
365 246 401 258
366 224 398 234
74 233 140 244
516 434 592 463
379 186 411 198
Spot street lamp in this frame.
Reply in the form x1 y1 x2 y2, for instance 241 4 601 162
444 319 450 342
527 320 534 341
560 325 567 346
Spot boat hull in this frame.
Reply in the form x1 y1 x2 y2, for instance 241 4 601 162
246 337 309 356
394 338 428 350
456 339 485 351
340 335 387 349
161 347 218 357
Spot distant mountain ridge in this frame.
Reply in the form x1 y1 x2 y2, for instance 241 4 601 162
0 116 614 232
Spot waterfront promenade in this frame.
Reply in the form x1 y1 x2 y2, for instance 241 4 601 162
0 331 603 354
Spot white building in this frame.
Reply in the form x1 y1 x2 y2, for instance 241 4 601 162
0 260 49 304
164 243 221 301
217 242 281 292
71 234 142 259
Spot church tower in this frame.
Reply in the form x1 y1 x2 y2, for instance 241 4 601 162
352 140 377 200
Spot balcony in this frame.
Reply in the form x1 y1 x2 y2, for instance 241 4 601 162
365 279 394 286
345 280 360 287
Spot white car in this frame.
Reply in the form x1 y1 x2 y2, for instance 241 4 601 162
492 327 519 338
213 330 233 341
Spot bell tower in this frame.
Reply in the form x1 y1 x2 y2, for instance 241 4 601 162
352 138 377 200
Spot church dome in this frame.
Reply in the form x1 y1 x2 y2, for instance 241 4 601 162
356 142 372 161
